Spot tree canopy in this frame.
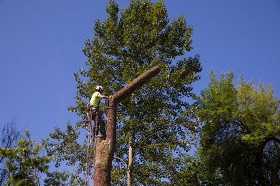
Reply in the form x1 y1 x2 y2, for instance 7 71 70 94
0 121 21 185
46 0 202 185
197 71 280 185
0 130 50 186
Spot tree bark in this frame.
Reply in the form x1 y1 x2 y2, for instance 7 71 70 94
93 66 160 186
127 142 133 186
127 122 134 186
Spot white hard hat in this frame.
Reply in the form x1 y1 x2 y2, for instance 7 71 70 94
95 85 103 91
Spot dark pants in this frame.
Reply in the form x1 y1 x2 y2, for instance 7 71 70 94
88 106 106 137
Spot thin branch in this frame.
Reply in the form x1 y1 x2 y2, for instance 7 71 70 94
114 156 127 168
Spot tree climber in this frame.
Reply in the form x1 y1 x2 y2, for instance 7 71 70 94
87 85 110 137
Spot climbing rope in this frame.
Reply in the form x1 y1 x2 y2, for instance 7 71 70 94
85 111 92 186
93 108 99 159
85 107 101 186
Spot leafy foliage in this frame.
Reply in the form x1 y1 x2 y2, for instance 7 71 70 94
47 0 201 185
0 128 82 186
0 121 21 185
197 71 280 185
43 123 85 185
0 130 50 186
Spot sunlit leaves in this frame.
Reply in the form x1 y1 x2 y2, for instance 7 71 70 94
0 130 51 186
197 71 280 185
52 0 202 185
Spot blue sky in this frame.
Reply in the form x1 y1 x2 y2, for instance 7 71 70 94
1 0 280 143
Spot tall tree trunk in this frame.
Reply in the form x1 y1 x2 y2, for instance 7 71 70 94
93 66 160 186
127 122 134 186
93 98 116 186
127 141 133 186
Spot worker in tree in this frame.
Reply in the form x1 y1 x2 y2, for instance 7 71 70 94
87 85 110 137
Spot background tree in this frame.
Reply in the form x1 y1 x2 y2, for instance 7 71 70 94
43 123 85 185
0 128 81 186
47 0 201 185
0 122 80 186
197 71 280 185
0 130 50 185
0 121 21 185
